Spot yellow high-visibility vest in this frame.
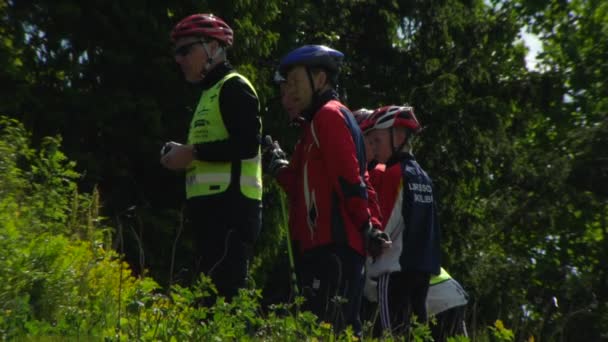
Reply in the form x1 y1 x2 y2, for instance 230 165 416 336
430 267 452 285
185 72 262 200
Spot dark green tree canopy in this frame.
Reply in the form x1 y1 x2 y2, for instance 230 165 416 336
1 0 606 339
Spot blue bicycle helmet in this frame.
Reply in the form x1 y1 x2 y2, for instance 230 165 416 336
278 45 344 75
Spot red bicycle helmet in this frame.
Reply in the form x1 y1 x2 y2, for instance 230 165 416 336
368 105 421 133
171 13 233 46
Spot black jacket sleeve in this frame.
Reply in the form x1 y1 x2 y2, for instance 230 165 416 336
193 76 261 161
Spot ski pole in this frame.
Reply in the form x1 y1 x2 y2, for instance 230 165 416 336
262 135 298 296
278 187 299 296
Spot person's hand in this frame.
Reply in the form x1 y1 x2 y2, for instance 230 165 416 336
160 142 174 157
160 141 194 170
262 135 289 176
365 224 391 258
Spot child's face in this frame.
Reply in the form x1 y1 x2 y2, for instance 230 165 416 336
369 129 393 163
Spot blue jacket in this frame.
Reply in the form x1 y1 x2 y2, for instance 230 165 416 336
396 153 441 274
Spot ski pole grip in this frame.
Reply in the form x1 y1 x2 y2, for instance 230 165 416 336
263 135 274 149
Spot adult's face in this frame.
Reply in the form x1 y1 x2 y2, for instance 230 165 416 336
281 65 314 116
279 82 300 121
174 37 217 83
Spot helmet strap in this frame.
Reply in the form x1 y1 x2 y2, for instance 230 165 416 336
305 67 319 94
389 127 409 159
390 128 397 154
200 42 224 76
305 66 321 112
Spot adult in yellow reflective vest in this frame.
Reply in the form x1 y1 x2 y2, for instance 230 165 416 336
160 13 262 301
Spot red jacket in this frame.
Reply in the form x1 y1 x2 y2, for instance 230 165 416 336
368 162 386 228
277 96 381 255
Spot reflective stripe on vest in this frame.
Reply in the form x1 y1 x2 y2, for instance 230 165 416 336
186 72 262 200
430 267 452 285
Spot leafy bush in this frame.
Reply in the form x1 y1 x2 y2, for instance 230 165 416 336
0 116 145 339
0 116 486 341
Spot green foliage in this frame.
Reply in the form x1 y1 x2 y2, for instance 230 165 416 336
250 178 289 287
0 116 146 339
1 0 607 340
0 115 473 341
488 320 515 342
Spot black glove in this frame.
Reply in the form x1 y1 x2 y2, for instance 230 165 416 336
262 135 289 176
365 224 391 258
160 142 173 157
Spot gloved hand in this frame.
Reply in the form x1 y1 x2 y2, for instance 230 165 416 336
160 141 178 157
262 135 289 176
160 141 193 170
365 223 391 258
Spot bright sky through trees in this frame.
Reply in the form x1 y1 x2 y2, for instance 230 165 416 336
521 28 542 70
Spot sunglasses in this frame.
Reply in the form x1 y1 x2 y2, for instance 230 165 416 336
174 40 204 57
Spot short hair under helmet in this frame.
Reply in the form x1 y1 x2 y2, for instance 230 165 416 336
353 108 375 134
278 45 344 76
171 13 233 46
368 105 422 133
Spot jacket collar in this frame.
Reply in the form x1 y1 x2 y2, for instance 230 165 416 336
301 89 340 121
198 62 233 90
386 151 415 167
